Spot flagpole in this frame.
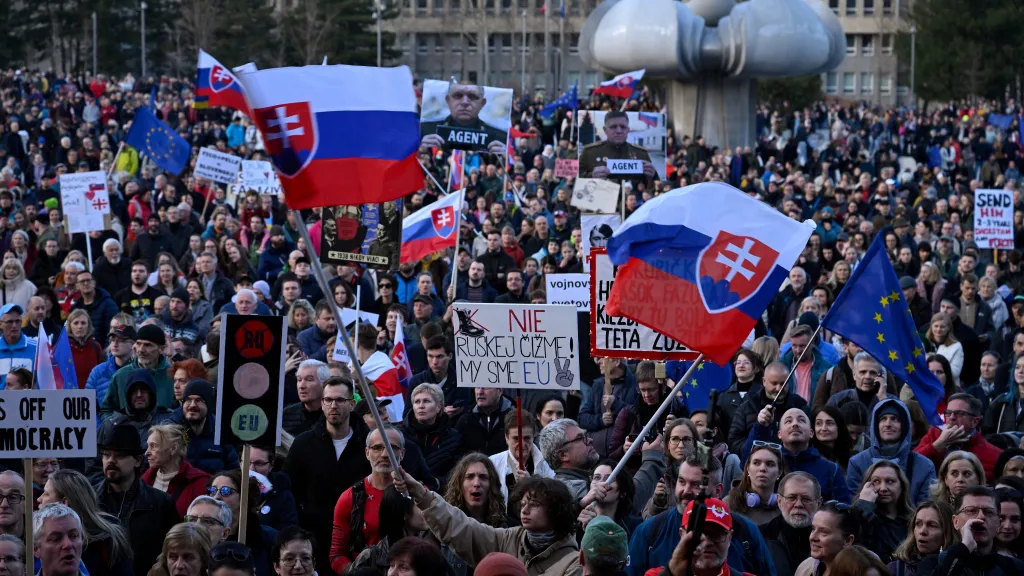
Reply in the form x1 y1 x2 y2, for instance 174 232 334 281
771 324 824 406
605 354 705 485
448 190 463 302
419 159 450 196
106 142 124 180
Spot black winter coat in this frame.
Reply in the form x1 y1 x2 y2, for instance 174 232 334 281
401 413 464 485
94 477 180 576
92 257 133 300
727 387 808 457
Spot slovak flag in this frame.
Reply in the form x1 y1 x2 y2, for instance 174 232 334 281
236 64 424 210
592 69 646 99
400 191 461 264
35 324 56 390
605 182 815 365
361 350 405 423
390 316 413 388
194 49 250 114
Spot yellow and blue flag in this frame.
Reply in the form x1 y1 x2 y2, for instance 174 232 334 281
125 107 191 175
821 234 945 424
52 328 78 390
667 359 732 411
539 84 578 119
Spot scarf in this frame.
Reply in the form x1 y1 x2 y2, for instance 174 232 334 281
526 530 556 552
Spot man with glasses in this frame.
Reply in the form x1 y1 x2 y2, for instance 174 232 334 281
69 270 118 347
246 445 299 532
170 378 239 473
915 392 1002 480
186 495 232 545
0 533 26 576
918 485 1024 574
285 376 369 573
0 471 26 538
763 472 821 575
272 526 317 576
328 426 405 574
664 498 749 576
283 360 329 436
0 304 35 389
538 418 602 503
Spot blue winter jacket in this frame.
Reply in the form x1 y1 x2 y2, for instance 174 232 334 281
85 355 130 422
169 408 240 474
846 398 937 505
744 423 851 503
0 333 36 388
780 346 833 402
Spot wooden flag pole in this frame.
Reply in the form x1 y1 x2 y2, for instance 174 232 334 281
238 445 251 545
23 458 33 554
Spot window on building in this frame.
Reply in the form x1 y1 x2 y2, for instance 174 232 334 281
861 35 873 55
401 34 411 54
432 0 444 15
861 72 874 94
882 0 892 13
435 34 445 53
485 0 495 12
488 34 498 54
880 75 892 94
518 33 530 55
501 0 512 13
569 33 580 55
584 72 599 91
449 34 462 54
826 72 838 95
450 0 460 13
846 0 856 15
569 0 580 15
828 0 839 12
843 72 855 94
417 35 429 54
863 0 873 14
535 0 543 11
501 33 513 53
417 0 428 13
403 0 412 10
518 0 528 8
468 71 479 83
846 35 856 55
467 33 478 53
881 34 892 53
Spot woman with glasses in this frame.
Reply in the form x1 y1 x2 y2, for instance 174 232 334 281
143 424 212 517
887 500 956 576
930 450 985 507
206 470 279 576
725 443 786 527
853 460 913 563
811 406 853 472
371 273 398 324
642 417 698 519
273 526 318 576
718 349 765 436
795 501 864 576
995 488 1024 558
35 468 133 576
577 459 640 540
148 523 213 576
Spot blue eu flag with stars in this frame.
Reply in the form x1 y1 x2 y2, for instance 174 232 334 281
821 234 945 424
667 359 732 411
125 107 191 175
539 84 578 119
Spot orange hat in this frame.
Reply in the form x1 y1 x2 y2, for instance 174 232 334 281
681 498 732 531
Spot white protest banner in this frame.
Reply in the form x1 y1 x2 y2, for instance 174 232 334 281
581 214 621 272
0 389 96 458
453 303 580 390
332 308 382 363
194 147 242 185
572 178 620 214
238 160 283 195
589 249 699 360
547 274 590 311
975 188 1014 249
59 171 109 234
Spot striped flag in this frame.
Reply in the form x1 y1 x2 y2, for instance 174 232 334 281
449 150 465 191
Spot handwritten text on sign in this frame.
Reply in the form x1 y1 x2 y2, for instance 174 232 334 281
453 303 580 390
554 159 579 179
590 249 699 360
974 189 1015 249
0 390 97 458
608 159 643 174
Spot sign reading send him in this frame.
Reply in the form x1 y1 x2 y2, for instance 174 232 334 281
590 249 699 360
0 390 96 458
974 188 1014 249
453 303 580 390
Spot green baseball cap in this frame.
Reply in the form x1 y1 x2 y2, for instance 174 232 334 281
581 516 628 565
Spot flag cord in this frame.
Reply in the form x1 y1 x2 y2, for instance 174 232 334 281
771 324 824 406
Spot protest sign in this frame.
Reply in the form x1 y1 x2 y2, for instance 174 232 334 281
571 178 620 214
194 147 242 185
974 189 1014 249
554 159 579 179
581 214 621 272
577 110 668 179
215 314 286 446
332 308 383 364
238 160 282 195
59 171 109 234
608 160 643 174
0 390 96 458
589 249 699 360
321 202 402 269
453 303 580 390
420 80 512 154
546 274 590 311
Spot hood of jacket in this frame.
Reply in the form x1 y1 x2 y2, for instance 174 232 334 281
866 397 913 460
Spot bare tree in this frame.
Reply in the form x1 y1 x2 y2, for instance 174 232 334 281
283 0 343 64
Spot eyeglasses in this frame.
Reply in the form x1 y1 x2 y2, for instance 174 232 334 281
0 492 24 505
369 444 403 453
33 460 58 470
185 515 225 527
378 283 393 289
322 397 353 406
207 486 238 498
211 545 251 563
0 555 23 565
669 436 695 446
0 319 19 326
77 278 95 285
560 433 590 449
752 441 782 450
958 506 998 518
281 554 314 567
701 528 731 544
944 410 977 419
249 460 271 469
780 494 817 506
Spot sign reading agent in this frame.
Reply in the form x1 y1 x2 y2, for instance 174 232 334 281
0 390 96 458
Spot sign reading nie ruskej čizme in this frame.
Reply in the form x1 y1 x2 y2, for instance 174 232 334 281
216 314 287 446
0 390 96 458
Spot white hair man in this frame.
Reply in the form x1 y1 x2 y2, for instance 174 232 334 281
185 495 232 545
34 503 85 576
94 238 133 300
283 360 331 436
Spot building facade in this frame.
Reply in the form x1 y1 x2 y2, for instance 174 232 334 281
823 0 912 106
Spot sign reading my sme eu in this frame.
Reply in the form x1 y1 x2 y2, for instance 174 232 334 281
216 314 287 446
452 303 581 390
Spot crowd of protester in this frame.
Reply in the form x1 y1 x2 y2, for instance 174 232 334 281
3 67 1024 576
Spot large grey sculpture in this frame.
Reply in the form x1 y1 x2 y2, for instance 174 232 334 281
579 0 845 149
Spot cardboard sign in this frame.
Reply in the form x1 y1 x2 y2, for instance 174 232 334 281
0 390 96 458
194 147 242 185
577 110 668 179
608 159 643 174
321 202 403 270
546 274 590 311
453 303 580 390
436 125 490 151
215 314 287 446
555 159 579 179
572 178 620 214
332 308 383 364
974 189 1014 249
59 171 110 234
589 249 699 360
238 160 282 195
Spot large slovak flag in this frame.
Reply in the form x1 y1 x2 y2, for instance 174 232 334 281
400 191 461 264
361 350 405 423
605 182 815 365
390 316 413 388
237 64 424 210
195 49 250 114
592 69 646 99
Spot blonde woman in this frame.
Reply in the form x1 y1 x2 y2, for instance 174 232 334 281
925 313 963 385
751 336 780 367
65 309 104 387
916 262 948 314
780 297 823 345
146 523 213 576
0 258 35 311
142 424 212 517
887 500 957 576
929 450 984 507
287 298 315 336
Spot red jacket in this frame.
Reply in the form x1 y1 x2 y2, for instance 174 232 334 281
330 478 384 575
142 459 212 518
914 426 1002 481
69 337 104 389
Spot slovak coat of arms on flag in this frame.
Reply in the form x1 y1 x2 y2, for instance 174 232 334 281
432 205 457 238
252 103 318 178
697 231 779 313
209 65 234 92
616 76 634 88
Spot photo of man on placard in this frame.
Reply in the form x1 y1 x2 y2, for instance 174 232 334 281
577 110 667 187
419 80 512 156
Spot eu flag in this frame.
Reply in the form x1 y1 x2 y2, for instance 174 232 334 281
539 84 578 119
821 234 945 424
667 359 732 411
52 328 79 390
125 107 191 175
